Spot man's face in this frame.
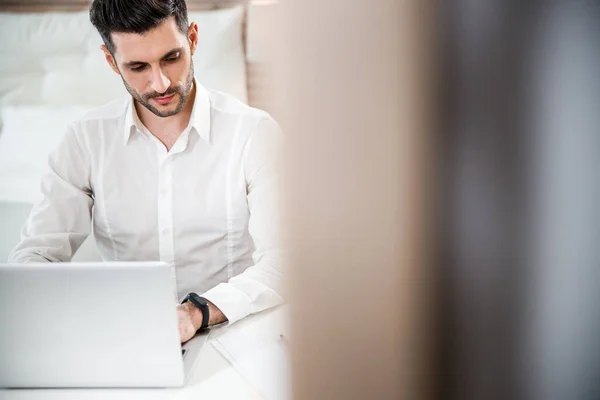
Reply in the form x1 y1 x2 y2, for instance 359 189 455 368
104 17 197 118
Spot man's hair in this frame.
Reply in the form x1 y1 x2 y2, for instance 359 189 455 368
90 0 189 54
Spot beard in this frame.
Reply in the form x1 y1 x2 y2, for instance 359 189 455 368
122 62 195 118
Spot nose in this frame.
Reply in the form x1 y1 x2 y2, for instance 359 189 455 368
150 67 171 95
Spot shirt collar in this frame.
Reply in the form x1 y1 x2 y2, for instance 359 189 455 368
123 79 211 146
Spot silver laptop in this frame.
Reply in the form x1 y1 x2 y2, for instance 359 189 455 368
0 262 208 388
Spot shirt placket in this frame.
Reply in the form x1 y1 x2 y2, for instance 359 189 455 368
157 148 175 267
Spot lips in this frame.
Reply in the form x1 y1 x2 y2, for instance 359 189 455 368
153 93 176 105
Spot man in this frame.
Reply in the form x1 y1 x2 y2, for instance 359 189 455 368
8 0 284 343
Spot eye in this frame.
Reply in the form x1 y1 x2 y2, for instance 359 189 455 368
130 64 147 72
164 53 180 62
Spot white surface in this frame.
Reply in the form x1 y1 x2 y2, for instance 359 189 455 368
211 306 290 400
0 263 184 388
0 7 247 107
0 307 287 400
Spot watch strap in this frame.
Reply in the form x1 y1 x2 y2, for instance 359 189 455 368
181 292 210 330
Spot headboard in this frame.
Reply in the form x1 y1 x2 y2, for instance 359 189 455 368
0 0 270 110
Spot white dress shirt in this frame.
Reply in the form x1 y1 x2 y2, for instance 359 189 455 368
8 83 284 324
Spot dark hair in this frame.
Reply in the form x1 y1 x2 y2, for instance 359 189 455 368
90 0 189 54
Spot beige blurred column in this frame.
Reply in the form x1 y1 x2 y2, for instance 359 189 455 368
272 1 436 399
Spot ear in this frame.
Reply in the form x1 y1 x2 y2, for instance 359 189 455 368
188 22 199 56
101 44 121 75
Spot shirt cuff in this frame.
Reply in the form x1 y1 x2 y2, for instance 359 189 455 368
201 283 252 325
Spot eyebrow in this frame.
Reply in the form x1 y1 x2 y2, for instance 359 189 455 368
124 48 183 68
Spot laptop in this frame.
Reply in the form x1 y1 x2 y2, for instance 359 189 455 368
0 262 208 388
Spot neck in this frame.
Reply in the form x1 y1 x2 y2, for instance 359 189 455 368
135 82 196 150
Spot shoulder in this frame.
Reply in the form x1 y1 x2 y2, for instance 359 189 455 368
67 96 129 143
209 89 272 124
76 96 129 126
207 89 282 159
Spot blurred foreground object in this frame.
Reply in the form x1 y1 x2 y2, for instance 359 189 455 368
438 1 600 399
277 1 435 399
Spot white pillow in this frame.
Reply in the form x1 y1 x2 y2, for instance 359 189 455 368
0 6 247 107
0 106 93 203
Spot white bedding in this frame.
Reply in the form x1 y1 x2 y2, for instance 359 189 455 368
0 106 93 203
0 6 247 106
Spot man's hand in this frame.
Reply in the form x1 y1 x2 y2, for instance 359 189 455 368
177 300 228 343
177 302 203 343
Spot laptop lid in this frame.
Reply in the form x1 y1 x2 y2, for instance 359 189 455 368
0 262 185 388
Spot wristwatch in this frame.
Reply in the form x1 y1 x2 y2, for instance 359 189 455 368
181 292 210 330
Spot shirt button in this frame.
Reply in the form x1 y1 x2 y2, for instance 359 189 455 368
160 189 168 197
162 228 170 235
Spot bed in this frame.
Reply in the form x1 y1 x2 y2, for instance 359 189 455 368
0 0 275 261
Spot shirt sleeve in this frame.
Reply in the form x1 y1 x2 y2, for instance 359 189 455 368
8 123 93 263
200 115 285 324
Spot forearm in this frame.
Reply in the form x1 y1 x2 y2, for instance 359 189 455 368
8 231 89 263
201 258 284 325
7 251 53 263
201 114 284 324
